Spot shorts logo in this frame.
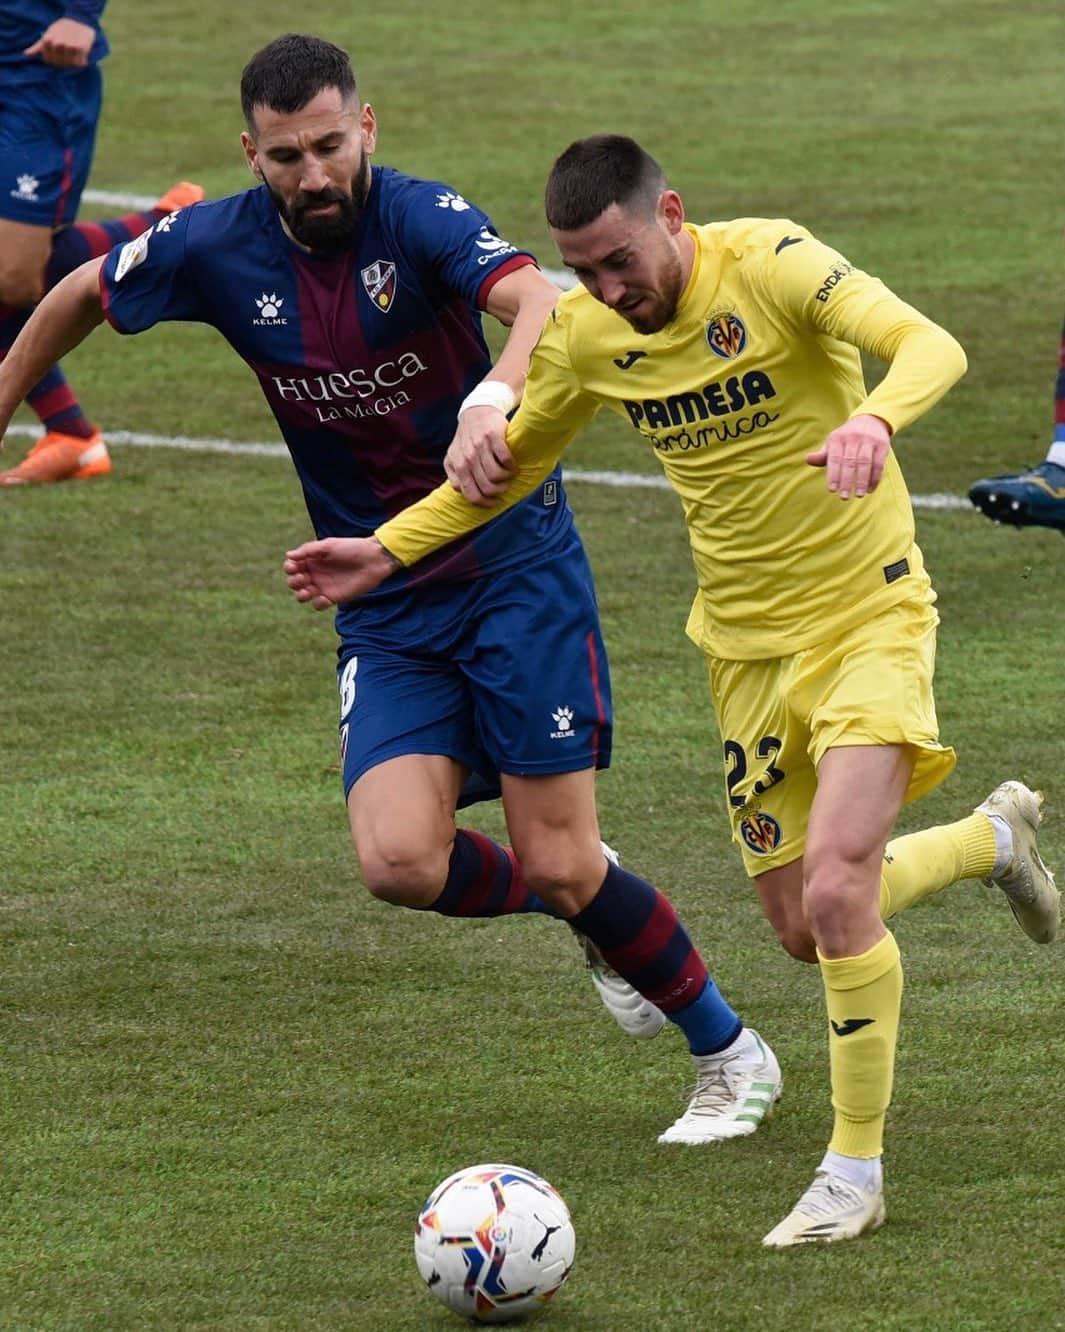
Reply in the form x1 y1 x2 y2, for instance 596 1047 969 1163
740 810 782 855
706 312 747 360
550 706 576 739
11 173 39 202
361 260 396 312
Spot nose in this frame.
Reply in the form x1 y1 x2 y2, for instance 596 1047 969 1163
598 274 626 308
299 156 330 194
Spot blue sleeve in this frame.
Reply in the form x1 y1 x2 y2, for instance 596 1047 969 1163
396 180 538 308
101 205 209 334
64 1 107 25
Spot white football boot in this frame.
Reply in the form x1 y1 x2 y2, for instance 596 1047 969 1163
976 781 1060 943
762 1170 885 1247
572 842 666 1039
657 1028 782 1144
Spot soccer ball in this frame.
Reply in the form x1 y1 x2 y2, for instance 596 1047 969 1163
413 1163 575 1323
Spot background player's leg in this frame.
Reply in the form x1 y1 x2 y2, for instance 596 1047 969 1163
503 768 782 1144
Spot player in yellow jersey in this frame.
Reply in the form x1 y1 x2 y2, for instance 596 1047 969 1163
282 136 1060 1247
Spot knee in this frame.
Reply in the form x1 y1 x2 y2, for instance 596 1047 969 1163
0 266 44 308
772 925 819 964
517 843 603 916
356 840 450 908
802 841 880 940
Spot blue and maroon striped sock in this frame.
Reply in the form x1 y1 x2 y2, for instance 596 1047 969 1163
0 306 94 438
427 829 556 917
46 209 161 287
569 859 742 1055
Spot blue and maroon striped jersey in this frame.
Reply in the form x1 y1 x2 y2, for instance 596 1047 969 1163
100 167 574 599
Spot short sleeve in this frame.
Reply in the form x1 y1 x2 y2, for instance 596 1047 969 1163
100 205 209 334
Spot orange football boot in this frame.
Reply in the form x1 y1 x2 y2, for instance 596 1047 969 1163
154 181 205 213
0 430 111 485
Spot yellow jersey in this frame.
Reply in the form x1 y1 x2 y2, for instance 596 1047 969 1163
377 219 966 660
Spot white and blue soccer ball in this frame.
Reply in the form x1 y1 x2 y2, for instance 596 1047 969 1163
414 1163 575 1323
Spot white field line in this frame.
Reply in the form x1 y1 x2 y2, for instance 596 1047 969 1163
4 422 972 509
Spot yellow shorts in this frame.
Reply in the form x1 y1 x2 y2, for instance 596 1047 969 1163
707 594 956 876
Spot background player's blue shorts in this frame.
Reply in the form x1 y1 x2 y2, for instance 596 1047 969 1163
336 535 613 807
0 67 101 227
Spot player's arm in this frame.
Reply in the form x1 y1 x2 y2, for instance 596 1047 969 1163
769 231 967 498
284 308 598 608
445 264 561 503
0 258 106 443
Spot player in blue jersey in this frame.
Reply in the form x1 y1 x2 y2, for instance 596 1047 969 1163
0 34 782 1142
0 0 202 485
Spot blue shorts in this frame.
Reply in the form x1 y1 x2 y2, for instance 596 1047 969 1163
336 536 613 807
0 67 102 227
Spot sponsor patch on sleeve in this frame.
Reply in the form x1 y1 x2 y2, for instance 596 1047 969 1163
114 230 152 283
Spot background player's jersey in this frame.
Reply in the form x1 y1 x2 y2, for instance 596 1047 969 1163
0 2 109 80
378 219 966 660
100 168 573 605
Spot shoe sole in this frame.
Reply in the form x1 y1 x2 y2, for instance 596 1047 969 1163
970 492 1065 531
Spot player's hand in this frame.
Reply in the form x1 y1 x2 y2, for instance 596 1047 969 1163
444 406 516 506
283 537 400 610
24 18 96 67
806 414 892 499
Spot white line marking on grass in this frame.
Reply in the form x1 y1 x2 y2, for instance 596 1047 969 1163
4 423 972 509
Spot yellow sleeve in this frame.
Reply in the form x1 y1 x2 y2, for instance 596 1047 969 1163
762 230 967 433
375 306 600 565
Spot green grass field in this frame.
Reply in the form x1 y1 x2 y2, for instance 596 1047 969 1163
2 2 1063 1328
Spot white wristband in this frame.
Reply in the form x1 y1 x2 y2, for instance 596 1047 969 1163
458 380 517 417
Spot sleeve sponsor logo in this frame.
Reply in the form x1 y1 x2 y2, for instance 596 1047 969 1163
814 260 855 302
114 229 152 283
473 226 518 266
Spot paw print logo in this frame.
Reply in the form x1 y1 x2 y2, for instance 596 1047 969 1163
256 293 283 318
552 706 573 733
435 190 470 211
13 174 39 201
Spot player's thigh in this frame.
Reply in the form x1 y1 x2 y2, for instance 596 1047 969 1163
0 216 54 305
463 547 612 785
807 745 913 871
707 653 817 877
336 646 481 902
500 768 604 913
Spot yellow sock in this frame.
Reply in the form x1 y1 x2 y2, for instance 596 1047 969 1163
879 812 998 920
819 932 903 1159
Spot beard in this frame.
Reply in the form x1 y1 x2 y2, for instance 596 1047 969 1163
622 248 685 334
271 154 370 254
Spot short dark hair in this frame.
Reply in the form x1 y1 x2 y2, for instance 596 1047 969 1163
240 34 357 132
545 135 667 232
